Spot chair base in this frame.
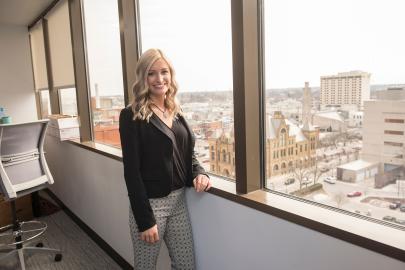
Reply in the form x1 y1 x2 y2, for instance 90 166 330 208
0 242 62 270
0 215 62 270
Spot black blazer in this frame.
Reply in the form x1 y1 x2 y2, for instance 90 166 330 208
119 107 206 232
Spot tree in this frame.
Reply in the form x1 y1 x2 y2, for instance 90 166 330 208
333 192 348 209
309 157 326 184
293 160 310 189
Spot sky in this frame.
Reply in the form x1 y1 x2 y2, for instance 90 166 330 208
82 0 405 96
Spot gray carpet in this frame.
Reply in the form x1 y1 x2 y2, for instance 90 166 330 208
0 210 122 270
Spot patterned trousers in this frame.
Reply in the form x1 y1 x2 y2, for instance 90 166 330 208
129 188 195 270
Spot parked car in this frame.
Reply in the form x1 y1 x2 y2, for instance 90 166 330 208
389 201 401 210
400 205 405 212
324 176 336 184
347 191 362 197
320 167 329 173
284 178 295 185
394 218 405 225
383 216 396 222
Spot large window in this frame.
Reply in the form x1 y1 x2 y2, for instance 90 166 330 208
264 0 405 227
139 0 235 179
82 0 125 148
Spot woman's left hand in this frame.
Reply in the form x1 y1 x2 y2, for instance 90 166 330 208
193 174 211 192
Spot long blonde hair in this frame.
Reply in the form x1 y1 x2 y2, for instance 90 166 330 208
131 48 181 121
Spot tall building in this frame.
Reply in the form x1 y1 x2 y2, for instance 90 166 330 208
302 82 312 130
320 71 371 110
362 87 405 167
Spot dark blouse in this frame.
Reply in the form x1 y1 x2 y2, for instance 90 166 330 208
156 116 190 190
170 117 190 190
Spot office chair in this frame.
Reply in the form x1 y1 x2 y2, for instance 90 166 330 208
0 120 62 270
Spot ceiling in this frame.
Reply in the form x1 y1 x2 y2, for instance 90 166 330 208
0 0 55 27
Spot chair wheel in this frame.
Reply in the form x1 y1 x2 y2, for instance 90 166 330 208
36 242 44 248
55 253 62 262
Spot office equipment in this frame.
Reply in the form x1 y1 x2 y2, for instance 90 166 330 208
0 120 62 270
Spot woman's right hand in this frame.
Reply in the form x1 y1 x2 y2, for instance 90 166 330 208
140 224 159 243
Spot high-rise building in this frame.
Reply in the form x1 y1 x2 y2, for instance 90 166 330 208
320 71 371 110
362 87 405 167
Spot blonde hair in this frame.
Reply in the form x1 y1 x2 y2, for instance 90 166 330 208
130 48 181 121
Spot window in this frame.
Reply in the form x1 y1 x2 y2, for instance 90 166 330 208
82 0 125 148
139 0 234 179
58 87 77 116
385 119 404 123
384 130 404 135
384 141 403 147
264 0 405 228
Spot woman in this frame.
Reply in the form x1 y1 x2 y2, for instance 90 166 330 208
119 48 211 270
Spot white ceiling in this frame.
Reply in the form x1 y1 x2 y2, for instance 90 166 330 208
0 0 55 27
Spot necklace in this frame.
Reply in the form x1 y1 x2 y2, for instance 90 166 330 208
152 103 168 119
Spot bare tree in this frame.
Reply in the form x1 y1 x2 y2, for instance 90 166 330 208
333 192 348 209
310 157 326 184
293 161 310 189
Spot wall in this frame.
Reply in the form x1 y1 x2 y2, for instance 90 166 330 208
45 137 405 270
0 24 37 123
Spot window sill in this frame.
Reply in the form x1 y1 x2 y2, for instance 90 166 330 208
62 139 405 263
209 175 405 263
65 139 122 161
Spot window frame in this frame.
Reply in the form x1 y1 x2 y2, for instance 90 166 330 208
28 0 405 262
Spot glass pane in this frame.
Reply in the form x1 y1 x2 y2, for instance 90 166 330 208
139 0 235 180
264 0 405 226
59 87 78 116
82 0 125 148
39 90 51 118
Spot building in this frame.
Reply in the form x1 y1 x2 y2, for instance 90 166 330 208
266 98 302 123
312 111 347 132
362 87 405 188
208 130 235 178
336 159 379 183
208 111 319 179
302 82 312 128
348 111 363 128
362 87 405 167
266 111 319 178
320 71 371 110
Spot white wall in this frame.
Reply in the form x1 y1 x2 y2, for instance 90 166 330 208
0 24 37 123
45 137 405 270
188 192 404 270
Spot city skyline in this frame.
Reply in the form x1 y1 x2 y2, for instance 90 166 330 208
84 0 405 96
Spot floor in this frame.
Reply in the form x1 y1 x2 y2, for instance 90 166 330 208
0 210 122 270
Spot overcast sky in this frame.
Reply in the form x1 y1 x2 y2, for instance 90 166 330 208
83 0 405 96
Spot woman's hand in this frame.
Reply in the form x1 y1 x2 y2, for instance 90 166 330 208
193 174 211 192
140 224 159 244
